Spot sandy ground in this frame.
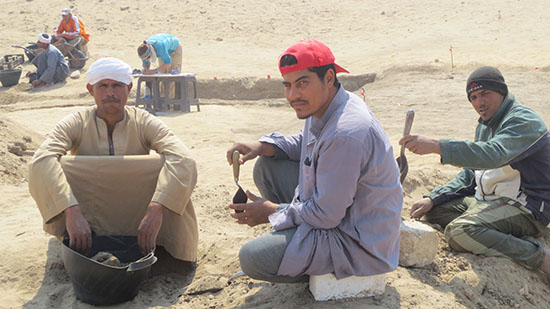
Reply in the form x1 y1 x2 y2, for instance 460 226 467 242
1 0 550 308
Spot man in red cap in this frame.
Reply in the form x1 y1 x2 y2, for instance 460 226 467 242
226 40 402 283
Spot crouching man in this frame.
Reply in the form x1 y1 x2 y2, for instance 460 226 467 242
29 57 198 274
227 40 403 283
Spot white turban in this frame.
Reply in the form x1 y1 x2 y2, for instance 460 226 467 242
86 57 133 85
37 33 51 44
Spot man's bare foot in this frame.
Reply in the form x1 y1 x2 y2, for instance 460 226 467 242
539 249 550 276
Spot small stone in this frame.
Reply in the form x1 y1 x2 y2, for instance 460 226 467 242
91 251 127 267
14 141 27 151
7 144 23 156
185 275 226 295
519 286 528 296
70 70 80 79
23 136 32 143
120 5 130 11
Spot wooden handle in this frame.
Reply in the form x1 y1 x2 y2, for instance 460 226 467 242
402 109 415 137
232 150 240 182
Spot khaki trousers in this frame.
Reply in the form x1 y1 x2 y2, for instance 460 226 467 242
159 44 183 98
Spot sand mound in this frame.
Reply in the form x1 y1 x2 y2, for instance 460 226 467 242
195 73 376 100
0 116 41 184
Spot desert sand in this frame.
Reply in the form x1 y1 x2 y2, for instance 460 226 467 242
1 0 550 308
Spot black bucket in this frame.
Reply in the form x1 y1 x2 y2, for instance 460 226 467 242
61 235 157 305
0 69 22 87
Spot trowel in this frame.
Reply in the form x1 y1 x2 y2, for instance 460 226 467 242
397 109 415 184
232 150 247 212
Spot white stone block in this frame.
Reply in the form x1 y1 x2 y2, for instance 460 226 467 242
309 273 386 301
399 220 438 267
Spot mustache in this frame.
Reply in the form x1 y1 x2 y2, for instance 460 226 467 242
290 99 308 106
102 98 121 104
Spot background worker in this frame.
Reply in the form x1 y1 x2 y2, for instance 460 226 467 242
137 33 182 75
54 8 90 56
26 33 69 88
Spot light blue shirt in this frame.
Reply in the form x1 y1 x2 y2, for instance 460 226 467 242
142 33 180 66
260 86 403 279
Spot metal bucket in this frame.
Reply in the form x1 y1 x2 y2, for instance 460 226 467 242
61 235 157 305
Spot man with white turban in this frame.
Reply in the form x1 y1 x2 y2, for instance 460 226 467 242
29 57 198 274
26 33 69 88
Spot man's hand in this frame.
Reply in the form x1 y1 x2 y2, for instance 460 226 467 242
138 202 164 254
226 142 273 165
229 191 278 227
31 79 46 88
142 69 156 75
410 197 435 219
399 135 441 155
64 205 92 253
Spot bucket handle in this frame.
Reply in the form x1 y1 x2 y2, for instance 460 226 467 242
126 251 157 272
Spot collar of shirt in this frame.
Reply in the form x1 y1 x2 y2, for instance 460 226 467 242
310 85 346 138
93 106 129 130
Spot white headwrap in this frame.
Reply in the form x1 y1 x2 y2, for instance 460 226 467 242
138 43 157 63
86 57 133 85
37 33 51 44
149 47 157 64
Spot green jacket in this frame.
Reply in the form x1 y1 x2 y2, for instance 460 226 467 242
428 93 550 224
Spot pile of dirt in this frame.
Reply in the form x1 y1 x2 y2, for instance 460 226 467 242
196 73 376 100
0 116 41 184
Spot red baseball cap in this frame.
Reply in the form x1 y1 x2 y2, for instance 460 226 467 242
278 40 349 75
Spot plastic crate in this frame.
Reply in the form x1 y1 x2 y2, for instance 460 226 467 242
0 54 24 71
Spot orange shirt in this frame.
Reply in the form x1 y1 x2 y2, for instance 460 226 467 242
55 14 90 42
